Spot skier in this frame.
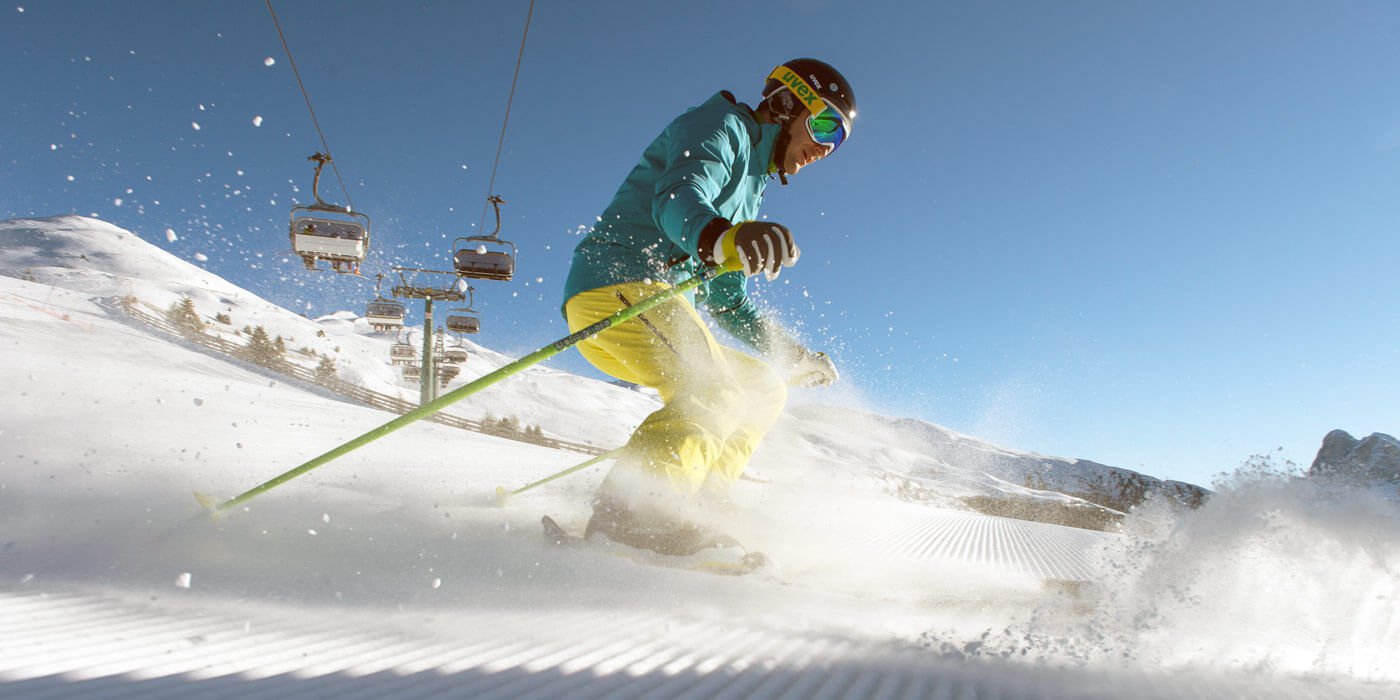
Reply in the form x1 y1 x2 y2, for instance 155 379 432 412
561 58 856 558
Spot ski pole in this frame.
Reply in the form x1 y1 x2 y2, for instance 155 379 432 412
197 260 739 516
493 447 624 506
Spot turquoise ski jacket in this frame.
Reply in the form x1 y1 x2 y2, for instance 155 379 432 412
563 91 781 350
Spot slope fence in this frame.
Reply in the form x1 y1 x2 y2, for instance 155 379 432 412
110 296 606 456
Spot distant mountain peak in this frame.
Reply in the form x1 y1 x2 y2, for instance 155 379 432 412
1309 429 1400 484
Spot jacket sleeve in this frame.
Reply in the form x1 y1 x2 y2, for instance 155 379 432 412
651 112 746 258
701 270 804 357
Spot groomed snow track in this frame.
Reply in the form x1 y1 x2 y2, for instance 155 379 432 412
2 589 1391 699
860 509 1108 582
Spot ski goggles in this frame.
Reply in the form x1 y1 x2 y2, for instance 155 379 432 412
766 66 851 152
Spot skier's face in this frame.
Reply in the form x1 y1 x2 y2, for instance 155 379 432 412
780 115 833 177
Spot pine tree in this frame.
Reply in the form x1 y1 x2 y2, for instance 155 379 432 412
165 296 204 337
240 325 283 367
315 354 338 383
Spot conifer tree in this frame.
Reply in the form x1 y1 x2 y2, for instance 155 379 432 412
165 296 204 337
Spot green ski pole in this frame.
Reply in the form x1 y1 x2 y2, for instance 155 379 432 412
196 261 738 516
492 447 624 506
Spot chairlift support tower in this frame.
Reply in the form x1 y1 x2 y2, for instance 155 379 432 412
389 266 466 405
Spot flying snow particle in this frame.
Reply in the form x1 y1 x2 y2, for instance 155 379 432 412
535 277 544 284
17 7 25 13
194 252 208 262
191 121 201 131
322 513 330 523
684 150 691 157
113 198 123 206
307 529 318 536
264 57 275 67
476 244 488 255
66 175 74 182
175 572 192 589
198 104 206 111
252 115 263 127
49 144 56 151
432 578 442 589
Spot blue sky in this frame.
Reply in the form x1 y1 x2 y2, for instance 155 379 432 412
4 0 1398 487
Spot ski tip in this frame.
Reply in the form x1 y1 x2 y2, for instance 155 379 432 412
493 486 512 507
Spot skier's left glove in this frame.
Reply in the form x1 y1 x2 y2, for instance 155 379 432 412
698 218 799 281
788 349 839 388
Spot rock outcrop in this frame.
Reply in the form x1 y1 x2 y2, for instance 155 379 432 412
1309 430 1400 485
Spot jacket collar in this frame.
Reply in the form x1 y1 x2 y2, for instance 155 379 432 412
707 91 780 178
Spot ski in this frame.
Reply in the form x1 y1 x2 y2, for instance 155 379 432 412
540 515 772 577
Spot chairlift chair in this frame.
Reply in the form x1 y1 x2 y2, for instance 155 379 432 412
452 195 516 281
366 299 406 332
438 364 461 386
403 365 422 381
443 348 468 364
390 342 415 366
444 285 481 334
445 312 480 335
289 153 369 274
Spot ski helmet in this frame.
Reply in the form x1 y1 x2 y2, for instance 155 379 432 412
762 58 857 152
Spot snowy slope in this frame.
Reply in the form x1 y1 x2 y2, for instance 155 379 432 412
3 216 1399 698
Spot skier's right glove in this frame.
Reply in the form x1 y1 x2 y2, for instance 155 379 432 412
700 219 799 281
788 349 839 388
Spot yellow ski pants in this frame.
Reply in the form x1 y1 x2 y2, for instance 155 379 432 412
565 281 787 496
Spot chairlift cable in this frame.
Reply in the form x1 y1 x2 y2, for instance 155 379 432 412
476 0 536 234
266 0 356 212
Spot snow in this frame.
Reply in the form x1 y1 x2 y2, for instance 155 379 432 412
1 215 1397 698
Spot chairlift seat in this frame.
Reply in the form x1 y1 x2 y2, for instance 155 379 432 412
453 250 514 281
366 301 407 324
445 315 480 334
439 365 462 380
403 366 422 380
292 217 367 262
443 349 468 364
453 237 516 281
390 343 415 358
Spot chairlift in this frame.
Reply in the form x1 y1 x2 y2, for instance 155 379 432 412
438 364 461 386
442 348 468 364
445 310 480 334
452 195 516 281
290 153 370 274
366 300 406 332
390 342 415 366
364 274 406 332
444 285 481 335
